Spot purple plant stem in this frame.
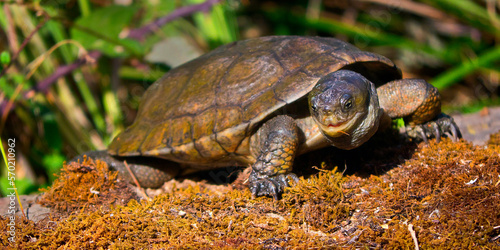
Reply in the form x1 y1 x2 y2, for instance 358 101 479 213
35 50 102 92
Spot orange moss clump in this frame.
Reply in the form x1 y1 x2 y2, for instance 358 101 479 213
2 137 500 248
13 180 351 249
38 156 137 213
487 129 500 147
353 139 500 248
282 168 351 233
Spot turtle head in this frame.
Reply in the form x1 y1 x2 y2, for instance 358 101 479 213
308 70 382 150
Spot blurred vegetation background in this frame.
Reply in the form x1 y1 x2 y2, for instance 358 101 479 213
0 0 498 195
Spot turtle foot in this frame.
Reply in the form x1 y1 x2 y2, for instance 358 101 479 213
249 173 299 199
406 113 462 143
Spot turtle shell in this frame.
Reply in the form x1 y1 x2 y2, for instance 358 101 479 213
108 36 402 164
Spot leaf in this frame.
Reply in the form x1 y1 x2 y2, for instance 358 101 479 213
71 5 143 57
42 152 66 181
0 177 37 196
1 51 10 65
0 77 15 98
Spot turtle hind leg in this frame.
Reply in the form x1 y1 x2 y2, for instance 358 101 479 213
248 115 300 199
377 79 462 142
70 150 180 188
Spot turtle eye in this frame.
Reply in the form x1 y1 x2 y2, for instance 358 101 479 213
311 104 318 113
344 100 352 109
341 94 353 112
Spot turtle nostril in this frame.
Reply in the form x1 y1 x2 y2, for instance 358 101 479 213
322 107 333 115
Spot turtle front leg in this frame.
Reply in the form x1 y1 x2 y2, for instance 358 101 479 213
249 115 300 199
377 79 461 142
405 113 462 143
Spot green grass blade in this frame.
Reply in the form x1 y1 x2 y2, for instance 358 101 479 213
74 77 107 137
187 0 238 47
78 0 91 17
299 15 448 61
432 46 500 90
45 20 76 63
119 66 166 81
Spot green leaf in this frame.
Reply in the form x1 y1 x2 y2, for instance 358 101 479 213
42 152 65 182
0 51 10 65
0 177 38 196
0 73 30 99
0 77 15 98
71 5 143 57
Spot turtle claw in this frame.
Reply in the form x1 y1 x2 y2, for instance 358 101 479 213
406 113 462 143
249 173 299 199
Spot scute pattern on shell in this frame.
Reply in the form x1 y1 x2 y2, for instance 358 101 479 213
108 36 400 164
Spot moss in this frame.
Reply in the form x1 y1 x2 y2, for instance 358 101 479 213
353 139 500 248
487 129 500 147
2 137 500 248
281 168 351 233
38 156 138 213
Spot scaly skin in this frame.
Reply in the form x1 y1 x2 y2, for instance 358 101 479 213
377 78 461 142
377 78 441 125
248 115 300 199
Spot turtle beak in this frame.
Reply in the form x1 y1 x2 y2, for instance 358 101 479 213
323 116 345 129
318 115 350 137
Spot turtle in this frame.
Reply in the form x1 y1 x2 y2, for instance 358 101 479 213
76 36 461 199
